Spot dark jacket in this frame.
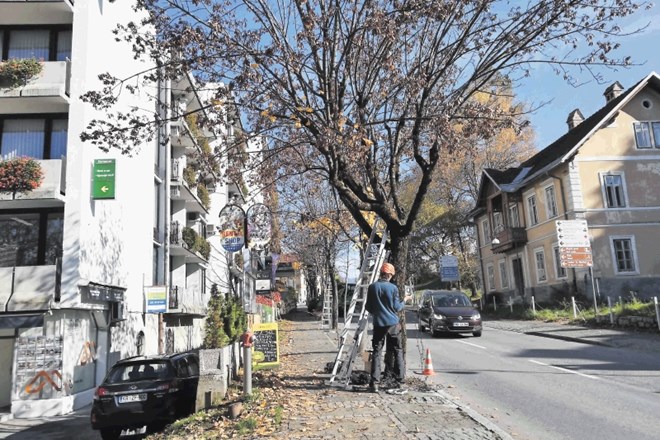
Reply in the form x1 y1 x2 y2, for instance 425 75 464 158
365 278 404 327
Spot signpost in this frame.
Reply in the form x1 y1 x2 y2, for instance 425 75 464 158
555 219 597 312
92 159 116 199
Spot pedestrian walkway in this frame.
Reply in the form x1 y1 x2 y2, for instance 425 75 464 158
280 308 513 439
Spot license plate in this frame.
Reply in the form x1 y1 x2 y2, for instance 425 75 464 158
118 393 147 404
453 322 469 327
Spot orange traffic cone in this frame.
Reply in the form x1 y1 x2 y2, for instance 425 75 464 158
422 348 435 376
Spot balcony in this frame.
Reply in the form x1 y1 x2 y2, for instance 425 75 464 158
0 60 71 114
0 264 59 311
165 285 206 316
0 158 66 208
491 226 528 254
169 221 209 263
0 1 73 25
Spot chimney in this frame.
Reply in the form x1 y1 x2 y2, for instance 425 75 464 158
566 109 585 131
604 81 624 102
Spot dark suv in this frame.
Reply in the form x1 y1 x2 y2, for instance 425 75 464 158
91 352 200 440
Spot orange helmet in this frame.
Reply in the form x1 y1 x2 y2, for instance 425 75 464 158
380 263 395 275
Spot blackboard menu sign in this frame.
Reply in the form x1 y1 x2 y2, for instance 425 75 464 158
252 322 279 367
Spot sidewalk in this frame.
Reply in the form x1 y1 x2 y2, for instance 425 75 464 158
484 319 660 353
279 309 513 440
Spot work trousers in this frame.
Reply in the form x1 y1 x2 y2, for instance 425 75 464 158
370 323 404 384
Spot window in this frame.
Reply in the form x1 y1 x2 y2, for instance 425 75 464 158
545 185 558 218
0 116 68 160
0 28 72 61
486 264 495 291
611 236 637 274
633 121 660 149
201 268 207 295
602 173 626 208
527 195 539 226
553 246 567 279
0 210 63 267
481 219 490 244
499 260 509 289
534 248 547 282
493 212 503 235
509 204 520 227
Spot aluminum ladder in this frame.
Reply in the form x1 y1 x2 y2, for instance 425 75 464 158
328 219 388 386
320 276 333 330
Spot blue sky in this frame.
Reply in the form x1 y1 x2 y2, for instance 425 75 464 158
518 6 660 150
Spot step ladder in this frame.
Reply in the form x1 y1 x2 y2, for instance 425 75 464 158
320 276 333 330
328 218 388 386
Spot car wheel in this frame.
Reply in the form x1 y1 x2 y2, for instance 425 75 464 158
100 428 122 440
473 330 482 337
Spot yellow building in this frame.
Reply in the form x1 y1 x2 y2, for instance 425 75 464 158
471 72 660 305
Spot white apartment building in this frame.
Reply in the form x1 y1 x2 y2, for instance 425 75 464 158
0 1 241 418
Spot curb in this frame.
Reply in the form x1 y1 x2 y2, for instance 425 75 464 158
434 389 515 440
524 331 610 347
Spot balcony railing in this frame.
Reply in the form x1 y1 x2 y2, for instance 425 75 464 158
0 1 73 26
0 60 71 111
169 286 179 310
0 264 59 311
491 227 528 253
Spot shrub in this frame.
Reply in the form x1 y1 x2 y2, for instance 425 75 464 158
195 236 211 260
0 58 43 88
204 285 247 349
181 226 197 250
183 164 196 187
0 157 44 198
196 183 210 210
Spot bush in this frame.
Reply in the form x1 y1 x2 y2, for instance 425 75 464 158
0 157 44 198
0 58 43 88
181 226 196 250
204 285 247 349
197 183 210 210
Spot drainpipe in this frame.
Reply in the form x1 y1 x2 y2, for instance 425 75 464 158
161 69 172 355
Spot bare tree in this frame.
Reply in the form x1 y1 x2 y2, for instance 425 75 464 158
82 0 648 338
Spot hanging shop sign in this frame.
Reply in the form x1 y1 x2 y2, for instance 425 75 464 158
218 204 246 252
246 203 273 248
144 286 167 313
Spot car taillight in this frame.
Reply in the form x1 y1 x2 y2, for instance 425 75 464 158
156 380 179 393
94 387 108 398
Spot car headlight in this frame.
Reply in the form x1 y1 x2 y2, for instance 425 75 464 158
471 313 481 320
433 313 445 320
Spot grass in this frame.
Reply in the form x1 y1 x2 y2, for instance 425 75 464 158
236 416 258 435
481 297 657 325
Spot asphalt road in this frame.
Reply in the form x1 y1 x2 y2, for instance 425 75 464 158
404 314 660 440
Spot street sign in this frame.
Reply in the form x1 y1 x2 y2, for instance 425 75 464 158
440 255 460 282
555 219 590 247
560 247 593 268
92 159 116 199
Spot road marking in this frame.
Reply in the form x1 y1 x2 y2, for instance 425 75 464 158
456 340 487 349
529 359 600 380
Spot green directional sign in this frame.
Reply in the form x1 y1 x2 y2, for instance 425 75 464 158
92 159 116 199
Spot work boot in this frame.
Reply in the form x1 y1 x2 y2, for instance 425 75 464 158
369 382 379 393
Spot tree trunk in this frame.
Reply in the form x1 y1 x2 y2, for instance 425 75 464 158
383 231 410 379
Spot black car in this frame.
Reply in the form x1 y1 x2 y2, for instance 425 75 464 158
91 352 200 440
417 290 482 337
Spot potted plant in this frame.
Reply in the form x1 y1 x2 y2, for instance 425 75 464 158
0 157 44 199
0 58 43 88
